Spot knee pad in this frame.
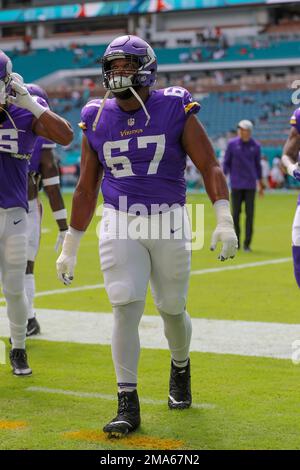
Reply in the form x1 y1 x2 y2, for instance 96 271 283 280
159 309 184 321
5 235 27 267
107 280 138 306
156 296 186 315
2 269 25 296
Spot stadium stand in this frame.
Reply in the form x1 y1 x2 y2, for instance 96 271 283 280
3 37 300 83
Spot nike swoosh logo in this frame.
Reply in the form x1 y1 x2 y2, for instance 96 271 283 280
171 227 181 234
13 219 22 225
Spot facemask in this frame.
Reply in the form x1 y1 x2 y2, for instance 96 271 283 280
0 79 6 105
108 75 133 92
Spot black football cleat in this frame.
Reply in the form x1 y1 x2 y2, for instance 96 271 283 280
9 349 32 377
103 390 141 438
168 359 192 410
26 316 41 336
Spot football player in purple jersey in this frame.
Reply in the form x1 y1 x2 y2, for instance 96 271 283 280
57 35 237 436
0 50 73 376
281 108 300 288
25 84 68 337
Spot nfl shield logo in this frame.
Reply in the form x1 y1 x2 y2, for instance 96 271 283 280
128 118 135 127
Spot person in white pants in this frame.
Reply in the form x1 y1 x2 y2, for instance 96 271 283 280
25 84 68 336
56 35 237 436
0 50 73 376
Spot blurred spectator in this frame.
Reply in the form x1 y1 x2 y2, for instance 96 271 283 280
23 34 32 54
269 158 285 188
261 156 271 189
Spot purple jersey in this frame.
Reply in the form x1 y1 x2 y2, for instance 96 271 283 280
29 136 56 174
0 98 48 211
290 108 300 134
79 87 200 213
289 108 300 205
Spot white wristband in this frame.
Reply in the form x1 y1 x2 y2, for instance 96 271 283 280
213 199 233 226
282 155 297 177
43 176 60 187
63 227 84 257
27 97 48 119
53 209 67 220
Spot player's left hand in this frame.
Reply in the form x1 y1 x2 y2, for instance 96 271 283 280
211 200 238 261
56 251 76 286
55 230 68 253
56 227 83 286
210 224 238 261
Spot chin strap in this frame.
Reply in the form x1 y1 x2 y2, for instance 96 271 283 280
129 87 150 127
0 105 18 132
92 87 151 132
92 89 111 132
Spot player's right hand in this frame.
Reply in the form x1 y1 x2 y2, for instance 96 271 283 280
55 229 68 253
7 78 47 119
56 252 76 286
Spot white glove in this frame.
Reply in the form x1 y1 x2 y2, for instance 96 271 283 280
282 155 300 182
55 229 68 253
210 200 238 261
56 227 84 286
6 78 47 119
10 72 24 85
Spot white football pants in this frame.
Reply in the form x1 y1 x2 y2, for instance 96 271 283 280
27 198 42 262
99 206 192 387
26 198 42 319
0 207 28 349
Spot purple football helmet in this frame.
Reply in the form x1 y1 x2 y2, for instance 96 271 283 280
26 83 49 105
101 35 157 92
0 50 13 105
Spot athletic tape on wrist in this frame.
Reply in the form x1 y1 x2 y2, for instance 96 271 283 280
282 155 297 177
43 176 60 187
213 199 233 225
53 209 67 220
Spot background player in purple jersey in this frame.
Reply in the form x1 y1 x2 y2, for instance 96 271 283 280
281 108 300 288
25 84 68 336
0 50 73 376
56 35 237 436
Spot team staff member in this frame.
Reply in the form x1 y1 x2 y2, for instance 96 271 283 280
223 120 264 252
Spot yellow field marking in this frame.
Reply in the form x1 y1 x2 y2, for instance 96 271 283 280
63 430 185 450
0 420 27 430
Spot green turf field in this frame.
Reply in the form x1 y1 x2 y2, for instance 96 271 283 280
1 191 300 450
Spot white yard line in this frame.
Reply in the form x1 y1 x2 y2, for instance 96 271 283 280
191 257 292 275
0 307 298 360
25 386 214 410
0 257 292 304
0 284 105 304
